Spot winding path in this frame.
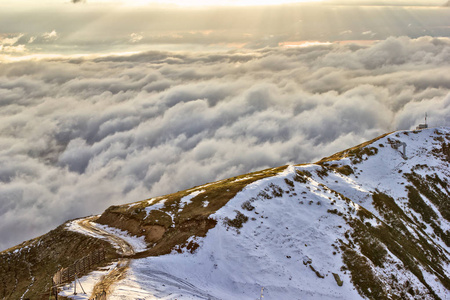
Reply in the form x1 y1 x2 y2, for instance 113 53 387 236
76 217 135 298
73 217 219 300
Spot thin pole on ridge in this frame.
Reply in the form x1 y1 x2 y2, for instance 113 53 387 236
73 274 76 295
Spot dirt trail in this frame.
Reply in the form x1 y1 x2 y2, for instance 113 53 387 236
76 217 135 298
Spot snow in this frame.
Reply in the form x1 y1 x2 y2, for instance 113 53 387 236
178 190 205 212
109 167 362 299
419 265 450 300
67 127 450 300
20 276 34 300
109 259 220 300
231 176 253 183
145 199 167 216
58 262 118 300
127 202 140 209
93 223 148 253
66 218 105 241
67 219 148 253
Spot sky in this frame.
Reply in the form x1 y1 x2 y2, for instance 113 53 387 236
0 0 449 251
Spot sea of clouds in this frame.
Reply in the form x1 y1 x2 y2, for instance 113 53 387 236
0 36 449 250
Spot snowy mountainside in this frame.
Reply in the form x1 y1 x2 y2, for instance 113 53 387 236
1 127 449 300
94 127 450 299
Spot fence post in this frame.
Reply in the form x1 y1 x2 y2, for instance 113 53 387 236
74 273 77 295
52 280 58 300
52 247 106 294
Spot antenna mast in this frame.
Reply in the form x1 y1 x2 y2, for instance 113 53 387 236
425 113 427 126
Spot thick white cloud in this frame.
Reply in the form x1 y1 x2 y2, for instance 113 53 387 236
0 36 449 250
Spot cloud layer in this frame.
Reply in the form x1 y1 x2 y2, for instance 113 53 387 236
0 36 449 250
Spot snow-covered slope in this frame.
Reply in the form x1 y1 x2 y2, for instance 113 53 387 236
92 127 449 300
1 127 449 300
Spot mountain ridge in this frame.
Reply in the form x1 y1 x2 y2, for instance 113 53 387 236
1 127 449 299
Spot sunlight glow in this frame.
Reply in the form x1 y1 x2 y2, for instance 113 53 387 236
92 0 323 6
279 41 333 48
0 51 142 63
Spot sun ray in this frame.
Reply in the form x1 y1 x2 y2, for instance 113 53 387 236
94 0 324 7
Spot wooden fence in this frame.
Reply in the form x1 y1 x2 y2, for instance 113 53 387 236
53 248 105 286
